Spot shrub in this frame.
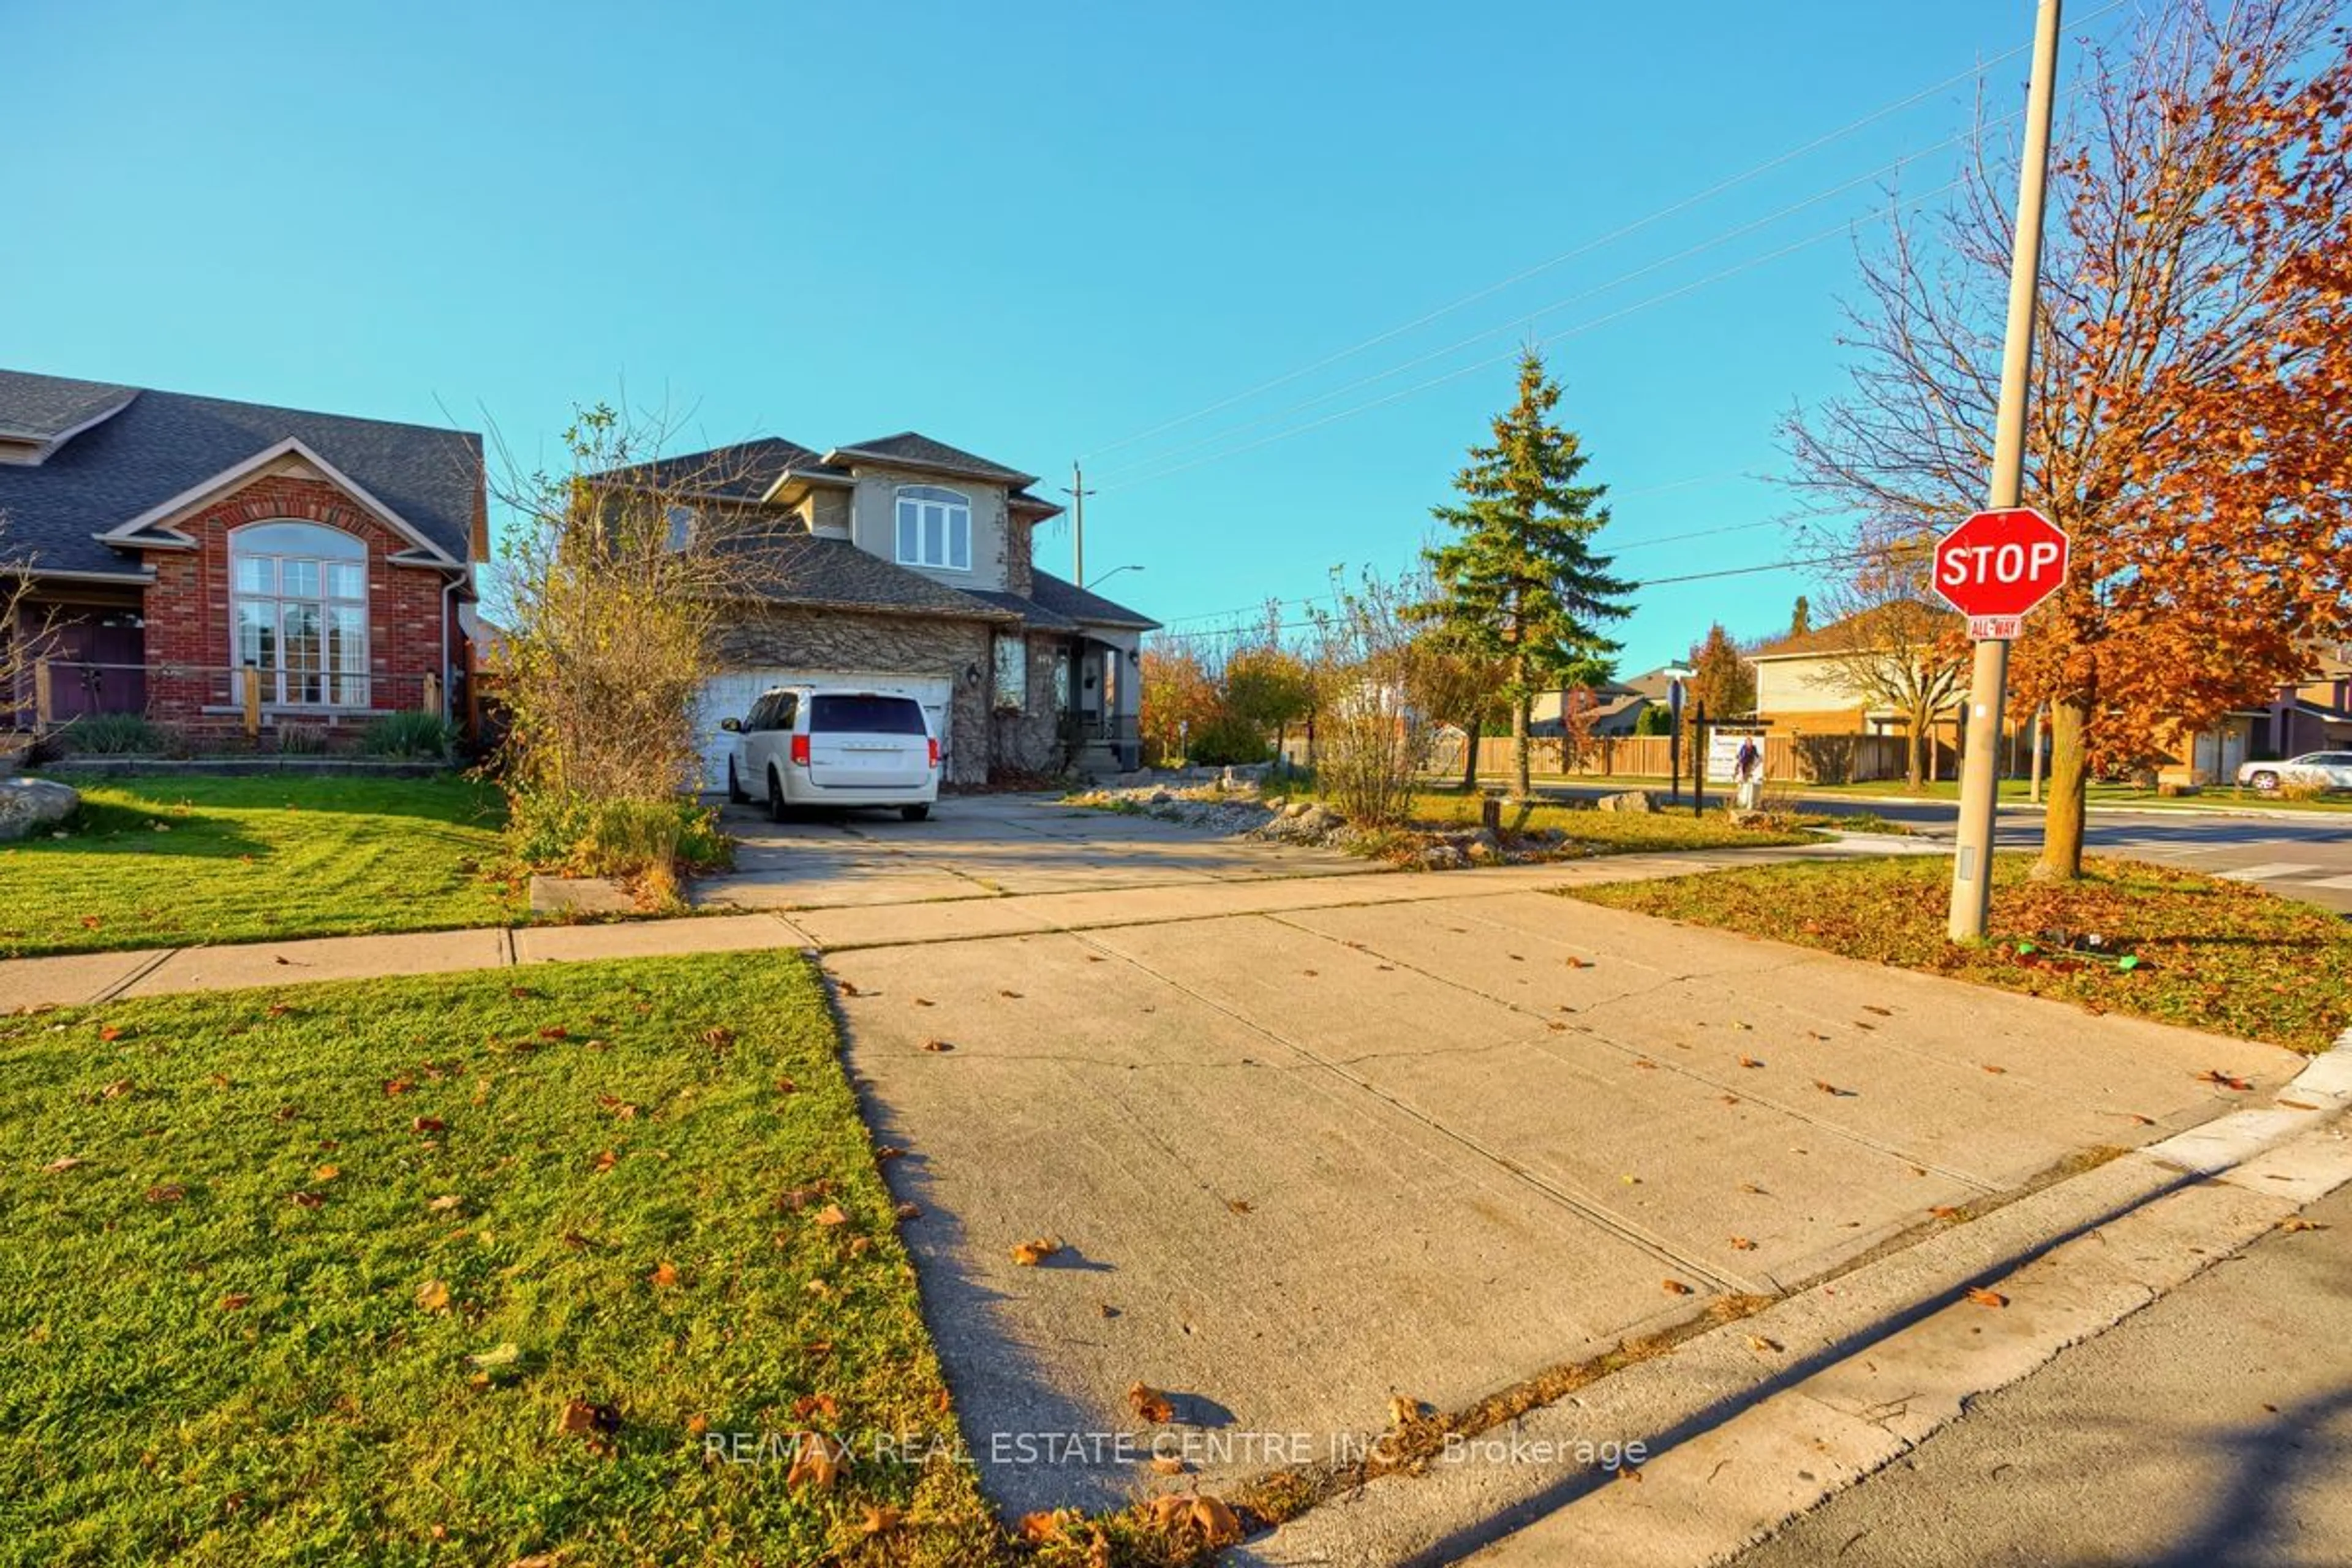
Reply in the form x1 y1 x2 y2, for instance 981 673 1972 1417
60 712 162 755
1183 710 1271 766
508 790 729 911
274 721 328 756
360 709 456 760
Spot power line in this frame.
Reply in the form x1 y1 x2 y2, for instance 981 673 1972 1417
1080 1 2126 467
1088 110 2056 489
1099 177 1965 496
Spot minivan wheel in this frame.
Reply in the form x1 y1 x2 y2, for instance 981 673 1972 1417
727 758 748 805
2250 770 2280 793
900 803 931 823
767 767 788 823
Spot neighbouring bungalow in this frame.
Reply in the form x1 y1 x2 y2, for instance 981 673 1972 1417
0 368 485 745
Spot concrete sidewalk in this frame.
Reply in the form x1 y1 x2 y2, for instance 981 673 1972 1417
0 846 1829 1012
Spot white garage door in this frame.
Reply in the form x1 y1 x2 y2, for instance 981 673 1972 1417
692 670 954 792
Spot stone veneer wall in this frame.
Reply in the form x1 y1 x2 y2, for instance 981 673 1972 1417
715 606 997 785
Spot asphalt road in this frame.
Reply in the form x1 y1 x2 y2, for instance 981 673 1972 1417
1729 1181 2352 1568
1536 783 2352 916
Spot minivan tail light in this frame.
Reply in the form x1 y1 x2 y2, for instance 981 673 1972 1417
790 734 810 767
928 737 940 769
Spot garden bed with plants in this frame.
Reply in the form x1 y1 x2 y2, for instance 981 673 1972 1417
1065 778 1822 867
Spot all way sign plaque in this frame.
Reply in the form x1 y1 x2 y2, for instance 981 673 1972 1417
1932 506 2069 639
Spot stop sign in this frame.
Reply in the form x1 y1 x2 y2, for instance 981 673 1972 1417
1932 507 2068 632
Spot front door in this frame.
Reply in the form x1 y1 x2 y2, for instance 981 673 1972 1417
45 612 146 720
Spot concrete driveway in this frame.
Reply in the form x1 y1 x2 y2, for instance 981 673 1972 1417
693 792 1370 910
815 843 2310 1520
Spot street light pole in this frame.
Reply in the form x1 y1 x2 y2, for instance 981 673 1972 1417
1950 0 2063 944
1063 460 1096 588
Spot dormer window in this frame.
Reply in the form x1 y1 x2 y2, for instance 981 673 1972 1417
895 485 970 571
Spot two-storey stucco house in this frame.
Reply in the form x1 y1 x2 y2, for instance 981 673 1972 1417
593 432 1156 788
1 368 484 744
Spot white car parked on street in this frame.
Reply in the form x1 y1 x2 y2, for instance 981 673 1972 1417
2236 752 2352 793
720 687 940 821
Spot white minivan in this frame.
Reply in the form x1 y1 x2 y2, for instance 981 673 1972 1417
721 687 941 821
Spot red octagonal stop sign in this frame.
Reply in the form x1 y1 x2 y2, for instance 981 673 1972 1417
1932 507 2068 633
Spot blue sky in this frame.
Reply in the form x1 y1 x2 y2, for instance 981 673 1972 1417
1 1 2114 674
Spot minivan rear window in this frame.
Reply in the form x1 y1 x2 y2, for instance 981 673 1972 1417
811 695 927 734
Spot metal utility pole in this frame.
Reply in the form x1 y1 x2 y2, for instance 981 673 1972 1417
1950 0 2063 943
1062 461 1096 588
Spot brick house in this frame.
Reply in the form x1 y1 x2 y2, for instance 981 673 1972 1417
0 368 484 744
593 433 1157 788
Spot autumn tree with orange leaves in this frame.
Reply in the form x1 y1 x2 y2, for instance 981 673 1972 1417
1787 0 2352 879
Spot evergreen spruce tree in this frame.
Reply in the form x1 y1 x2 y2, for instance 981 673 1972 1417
1414 350 1634 800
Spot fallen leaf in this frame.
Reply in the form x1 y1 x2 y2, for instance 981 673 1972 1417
1617 1463 1645 1483
412 1116 447 1134
592 1149 617 1173
1145 1494 1191 1529
1720 1093 1741 1106
1011 1236 1063 1267
1746 1333 1783 1354
1128 1382 1176 1424
2195 1068 2252 1091
873 1145 903 1161
99 1078 134 1099
217 1292 252 1311
80 915 102 929
861 1503 902 1537
1966 1286 2008 1308
1981 1064 2007 1074
2275 1098 2320 1111
1729 1236 1757 1251
1227 1198 1254 1215
312 1164 341 1183
774 1077 797 1095
921 1038 954 1053
894 1200 921 1221
1739 1182 1766 1194
785 1432 845 1491
701 1027 735 1047
467 1341 521 1370
537 1027 569 1041
1814 1079 1852 1096
288 1191 324 1209
650 1261 680 1288
813 1204 850 1228
791 1393 840 1421
1020 1510 1068 1544
1662 1279 1694 1295
383 1079 413 1096
912 998 935 1008
1191 1495 1243 1546
559 1398 619 1439
1862 1005 1894 1017
1565 956 1591 968
1931 1205 1964 1220
1150 1453 1186 1476
999 989 1025 1000
42 1156 85 1175
416 1279 451 1313
427 1194 464 1213
2277 1216 2328 1234
1389 1395 1423 1425
98 1025 123 1042
1738 1055 1764 1069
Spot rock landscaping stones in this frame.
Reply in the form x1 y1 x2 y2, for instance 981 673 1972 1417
0 778 79 842
1596 790 1656 814
1063 782 1583 868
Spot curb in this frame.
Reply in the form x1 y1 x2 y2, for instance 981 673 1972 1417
1234 1036 2352 1568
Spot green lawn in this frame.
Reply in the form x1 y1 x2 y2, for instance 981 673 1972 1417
0 952 998 1567
1567 854 2352 1054
1387 787 1822 853
0 774 518 959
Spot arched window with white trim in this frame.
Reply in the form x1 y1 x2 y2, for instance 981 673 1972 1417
894 484 970 571
230 521 369 706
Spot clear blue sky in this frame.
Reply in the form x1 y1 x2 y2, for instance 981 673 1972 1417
1 1 2115 674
